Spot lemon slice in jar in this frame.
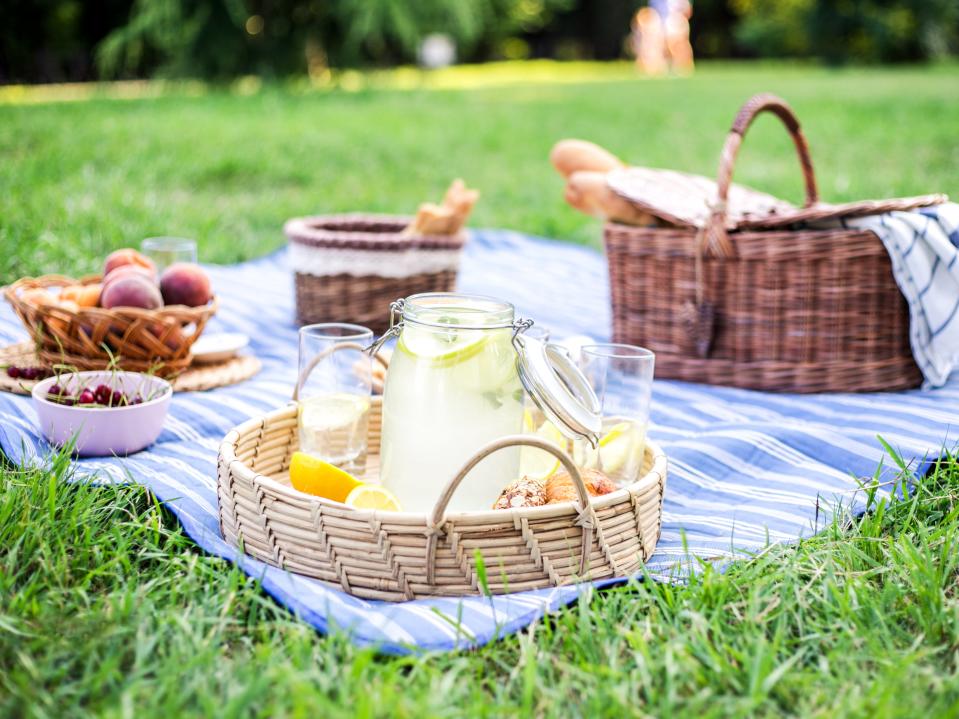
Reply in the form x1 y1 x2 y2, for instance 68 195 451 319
519 420 566 480
397 323 488 367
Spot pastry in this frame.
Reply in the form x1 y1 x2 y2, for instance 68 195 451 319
545 468 617 504
493 476 548 510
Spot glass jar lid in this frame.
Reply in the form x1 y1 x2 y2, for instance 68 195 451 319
513 328 602 444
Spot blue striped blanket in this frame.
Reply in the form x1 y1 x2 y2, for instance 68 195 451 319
1 229 957 654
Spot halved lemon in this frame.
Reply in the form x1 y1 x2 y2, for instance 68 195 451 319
519 420 566 480
345 484 403 512
289 451 363 502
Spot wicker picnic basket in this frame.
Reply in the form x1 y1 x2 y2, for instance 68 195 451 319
217 397 668 601
604 93 947 393
285 215 466 334
4 275 217 377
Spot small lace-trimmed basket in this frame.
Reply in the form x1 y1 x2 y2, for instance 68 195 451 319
217 397 667 602
284 215 466 333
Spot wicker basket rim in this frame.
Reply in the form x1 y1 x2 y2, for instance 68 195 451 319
219 401 668 523
284 214 467 248
5 275 219 320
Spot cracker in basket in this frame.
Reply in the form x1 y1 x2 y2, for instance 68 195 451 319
402 179 479 236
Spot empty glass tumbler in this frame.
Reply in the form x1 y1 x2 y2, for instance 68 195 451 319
140 237 198 272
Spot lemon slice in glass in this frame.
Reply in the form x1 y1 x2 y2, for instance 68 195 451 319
345 484 403 511
598 422 638 475
519 420 565 480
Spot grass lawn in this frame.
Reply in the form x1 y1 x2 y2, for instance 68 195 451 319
1 61 959 716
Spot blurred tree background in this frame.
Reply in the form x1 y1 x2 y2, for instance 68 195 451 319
1 0 957 83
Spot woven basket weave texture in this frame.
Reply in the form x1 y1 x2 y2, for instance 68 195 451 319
285 215 466 334
5 275 216 377
217 398 667 601
605 93 937 393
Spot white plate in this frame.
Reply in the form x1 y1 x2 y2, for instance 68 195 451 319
191 333 249 365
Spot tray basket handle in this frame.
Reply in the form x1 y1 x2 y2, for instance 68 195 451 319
424 436 594 586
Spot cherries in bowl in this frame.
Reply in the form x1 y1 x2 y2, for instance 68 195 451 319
31 371 172 457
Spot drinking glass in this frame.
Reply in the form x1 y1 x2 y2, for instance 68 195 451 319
140 237 198 272
574 344 655 485
296 323 374 474
523 324 550 342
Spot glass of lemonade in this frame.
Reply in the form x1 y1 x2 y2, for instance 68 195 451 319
574 344 655 486
296 323 373 475
140 237 198 272
379 294 524 513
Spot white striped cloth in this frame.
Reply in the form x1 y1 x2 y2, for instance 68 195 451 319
845 203 959 388
0 229 956 654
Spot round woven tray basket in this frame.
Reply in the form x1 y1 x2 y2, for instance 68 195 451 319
4 275 217 377
217 398 668 601
284 214 466 334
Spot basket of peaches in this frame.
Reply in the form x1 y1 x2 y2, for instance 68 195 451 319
3 248 216 377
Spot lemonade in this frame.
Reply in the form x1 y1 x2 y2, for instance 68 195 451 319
379 295 524 513
573 417 647 485
298 392 370 473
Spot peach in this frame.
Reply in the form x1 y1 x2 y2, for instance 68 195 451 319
100 274 163 310
103 248 156 278
103 264 156 290
61 283 102 308
160 263 212 307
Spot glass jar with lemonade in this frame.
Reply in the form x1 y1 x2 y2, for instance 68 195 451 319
379 294 525 513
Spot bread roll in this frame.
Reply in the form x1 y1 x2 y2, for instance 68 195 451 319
565 171 655 226
550 139 624 179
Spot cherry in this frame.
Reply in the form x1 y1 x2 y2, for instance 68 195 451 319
6 366 20 379
112 390 124 406
94 384 112 404
77 389 96 405
131 395 143 405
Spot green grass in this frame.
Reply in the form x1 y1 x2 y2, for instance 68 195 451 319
1 61 958 282
2 449 957 717
1 61 959 716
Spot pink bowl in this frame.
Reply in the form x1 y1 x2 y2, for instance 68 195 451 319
31 371 172 457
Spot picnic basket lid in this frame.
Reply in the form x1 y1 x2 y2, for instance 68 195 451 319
607 94 947 232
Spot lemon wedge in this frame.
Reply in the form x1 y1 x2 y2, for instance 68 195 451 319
519 420 565 480
289 451 363 502
345 484 403 511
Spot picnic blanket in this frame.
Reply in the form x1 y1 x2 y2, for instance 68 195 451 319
1 229 957 655
846 203 959 388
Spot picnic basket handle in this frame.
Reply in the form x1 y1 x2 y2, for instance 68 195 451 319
705 93 819 256
424 436 594 585
292 342 389 401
